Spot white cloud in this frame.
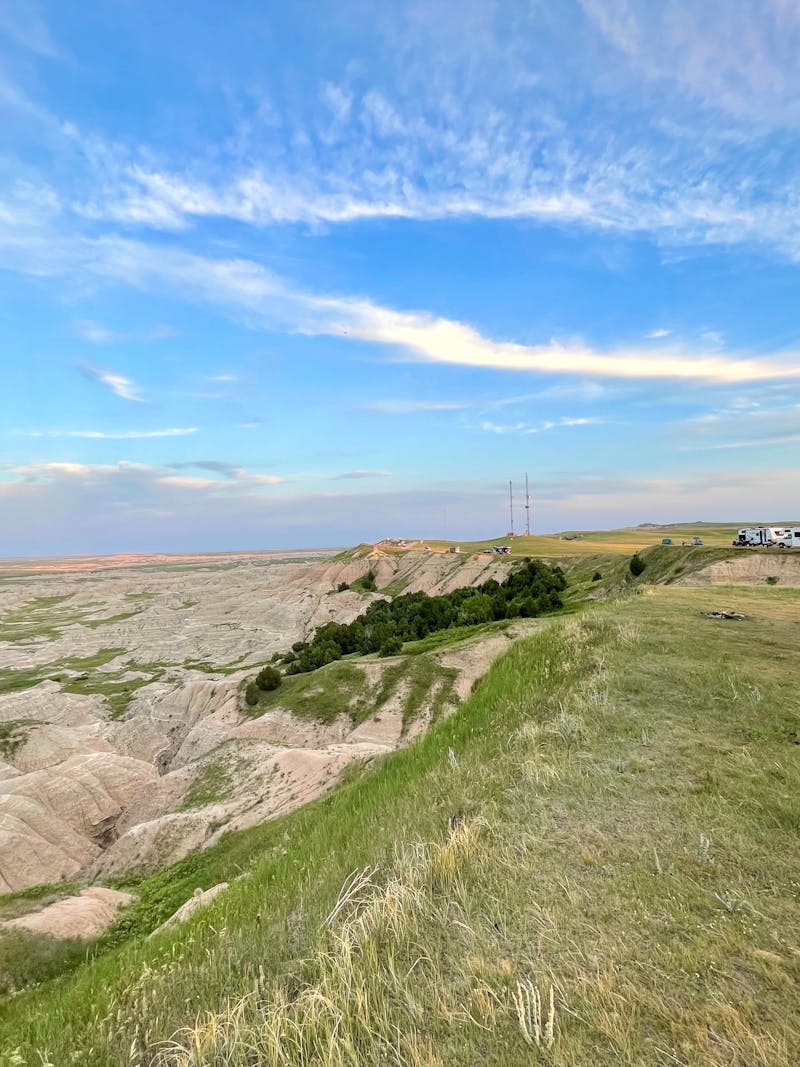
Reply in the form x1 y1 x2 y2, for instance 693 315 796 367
5 459 282 490
364 400 466 413
73 319 178 344
581 0 800 125
0 1 59 57
78 361 146 402
12 427 199 439
646 328 671 339
687 434 800 450
15 240 799 387
331 470 392 479
74 319 122 344
480 416 602 435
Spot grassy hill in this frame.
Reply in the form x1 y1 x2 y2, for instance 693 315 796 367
372 521 800 558
2 573 799 1065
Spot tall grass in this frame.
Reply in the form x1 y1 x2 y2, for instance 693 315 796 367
3 586 800 1066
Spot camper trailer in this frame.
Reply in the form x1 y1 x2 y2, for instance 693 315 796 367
733 527 797 547
775 527 800 548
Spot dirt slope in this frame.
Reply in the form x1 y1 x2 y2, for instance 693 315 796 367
677 552 800 587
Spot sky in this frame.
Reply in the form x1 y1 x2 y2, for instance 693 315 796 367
1 0 800 555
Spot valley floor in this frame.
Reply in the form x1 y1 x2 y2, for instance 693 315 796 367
2 583 799 1066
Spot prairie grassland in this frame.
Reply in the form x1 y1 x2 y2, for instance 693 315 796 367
2 584 799 1066
403 522 747 557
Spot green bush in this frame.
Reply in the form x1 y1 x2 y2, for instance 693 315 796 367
629 553 646 577
244 681 260 706
379 637 403 657
362 570 376 591
592 571 602 582
337 581 349 592
255 666 282 691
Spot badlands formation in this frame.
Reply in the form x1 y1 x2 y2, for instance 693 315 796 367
0 549 514 910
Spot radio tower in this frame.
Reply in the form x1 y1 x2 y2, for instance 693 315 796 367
508 479 514 536
524 472 531 536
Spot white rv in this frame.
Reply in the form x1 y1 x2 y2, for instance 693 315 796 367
775 527 800 548
734 526 799 547
735 527 769 546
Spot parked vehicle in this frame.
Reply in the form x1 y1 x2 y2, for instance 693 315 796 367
733 526 797 547
775 527 800 548
661 537 673 545
691 537 704 546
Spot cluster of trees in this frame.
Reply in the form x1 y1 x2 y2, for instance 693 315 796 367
281 559 567 675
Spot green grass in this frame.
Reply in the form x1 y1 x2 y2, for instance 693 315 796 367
0 883 80 923
3 584 799 1064
244 649 462 730
401 617 511 654
379 576 410 597
0 650 167 719
0 929 92 999
243 659 369 722
183 657 247 675
0 596 146 644
179 758 235 811
0 719 38 758
0 648 125 697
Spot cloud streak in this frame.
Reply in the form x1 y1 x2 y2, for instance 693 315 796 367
9 239 799 387
14 427 198 439
364 400 466 413
331 469 392 479
78 361 146 402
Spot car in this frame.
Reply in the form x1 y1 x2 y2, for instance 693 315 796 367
661 537 673 545
691 537 704 546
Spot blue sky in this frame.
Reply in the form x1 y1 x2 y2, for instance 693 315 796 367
1 0 799 554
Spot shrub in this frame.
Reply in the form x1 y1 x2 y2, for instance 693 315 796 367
244 682 259 706
379 637 403 657
629 553 646 577
592 571 602 582
255 666 282 691
362 570 376 591
337 581 349 592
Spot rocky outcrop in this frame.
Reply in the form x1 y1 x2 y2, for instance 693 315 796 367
1 887 133 939
0 752 158 892
151 884 229 937
677 553 800 587
0 550 520 893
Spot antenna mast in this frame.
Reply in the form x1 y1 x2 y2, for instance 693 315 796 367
524 473 531 536
508 479 514 536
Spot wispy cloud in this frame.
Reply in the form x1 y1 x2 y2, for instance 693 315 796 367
0 0 59 58
12 427 198 439
686 434 800 450
78 361 146 402
74 319 124 344
6 460 283 489
646 328 671 339
364 400 466 413
331 469 392 479
73 319 177 344
480 416 602 436
581 0 800 125
15 242 797 387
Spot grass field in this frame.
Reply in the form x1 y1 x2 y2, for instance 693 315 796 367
379 521 800 558
2 580 798 1065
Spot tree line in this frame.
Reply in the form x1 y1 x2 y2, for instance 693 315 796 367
281 558 568 675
